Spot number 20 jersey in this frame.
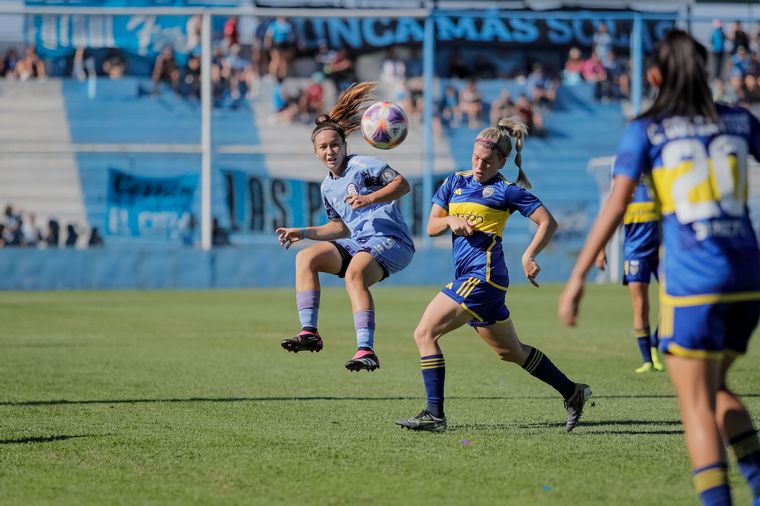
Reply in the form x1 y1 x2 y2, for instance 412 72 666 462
613 103 760 300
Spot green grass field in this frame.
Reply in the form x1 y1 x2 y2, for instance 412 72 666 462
1 284 759 505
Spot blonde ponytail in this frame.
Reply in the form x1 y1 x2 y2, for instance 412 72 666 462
475 115 531 189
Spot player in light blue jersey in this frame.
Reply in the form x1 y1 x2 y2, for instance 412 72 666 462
276 82 415 372
396 117 591 434
560 30 760 505
596 177 665 373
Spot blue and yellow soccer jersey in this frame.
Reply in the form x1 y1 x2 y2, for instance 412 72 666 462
432 171 542 289
623 177 660 260
613 103 760 300
321 154 414 248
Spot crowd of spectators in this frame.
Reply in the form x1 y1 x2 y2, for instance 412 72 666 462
710 20 760 104
2 45 47 81
0 204 102 249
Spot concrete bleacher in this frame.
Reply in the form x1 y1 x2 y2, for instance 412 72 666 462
0 80 87 227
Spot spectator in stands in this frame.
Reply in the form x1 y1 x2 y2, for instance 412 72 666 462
298 72 325 122
102 48 126 79
730 45 752 100
222 16 240 51
458 78 483 129
0 224 5 247
515 93 544 134
184 53 201 99
3 48 19 78
438 84 460 127
380 47 406 102
712 78 737 103
88 227 104 248
186 14 202 55
593 22 613 68
324 48 356 93
272 77 299 123
315 39 335 76
582 50 607 101
16 45 46 81
711 19 726 80
22 213 42 247
46 219 60 248
72 47 95 81
264 16 295 80
64 224 78 248
563 47 584 85
603 50 630 100
2 204 19 230
222 43 249 101
151 46 180 97
730 20 750 54
489 89 513 127
526 63 557 105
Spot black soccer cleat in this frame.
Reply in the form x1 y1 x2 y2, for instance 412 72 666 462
344 350 380 372
396 409 447 433
564 383 592 432
281 331 323 353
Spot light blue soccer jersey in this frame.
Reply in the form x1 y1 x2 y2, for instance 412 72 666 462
613 103 760 301
321 154 414 248
433 170 542 289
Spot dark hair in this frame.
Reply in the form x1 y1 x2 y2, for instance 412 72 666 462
311 82 377 143
638 29 718 123
475 116 531 189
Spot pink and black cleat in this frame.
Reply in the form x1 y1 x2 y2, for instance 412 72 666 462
345 349 380 372
281 330 324 353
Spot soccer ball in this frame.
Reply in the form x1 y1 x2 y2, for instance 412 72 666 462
360 101 408 150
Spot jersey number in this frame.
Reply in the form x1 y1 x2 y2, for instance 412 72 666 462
660 135 748 223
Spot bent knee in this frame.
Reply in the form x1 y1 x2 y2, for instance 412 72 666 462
413 325 436 346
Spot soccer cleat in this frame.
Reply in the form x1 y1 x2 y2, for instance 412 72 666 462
281 330 323 353
635 361 654 373
651 348 665 372
564 383 592 432
396 410 447 433
344 349 380 372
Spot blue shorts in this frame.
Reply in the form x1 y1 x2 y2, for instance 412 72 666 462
659 299 760 359
332 236 414 279
623 257 659 285
442 276 510 327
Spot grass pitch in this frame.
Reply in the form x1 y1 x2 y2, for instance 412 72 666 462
1 284 759 505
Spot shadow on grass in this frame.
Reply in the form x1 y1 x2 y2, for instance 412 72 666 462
0 434 94 445
457 419 683 436
2 392 759 407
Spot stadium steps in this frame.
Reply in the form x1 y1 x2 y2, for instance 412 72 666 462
0 79 88 227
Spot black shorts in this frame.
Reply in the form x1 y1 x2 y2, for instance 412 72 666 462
329 240 389 281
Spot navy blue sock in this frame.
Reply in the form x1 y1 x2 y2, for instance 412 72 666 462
730 430 760 500
522 347 575 400
635 327 653 362
650 327 660 348
693 462 731 505
421 354 445 418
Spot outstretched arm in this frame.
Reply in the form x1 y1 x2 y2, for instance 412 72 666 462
344 174 410 209
558 174 636 326
522 205 558 287
275 219 349 249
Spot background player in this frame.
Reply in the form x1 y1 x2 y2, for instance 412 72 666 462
596 176 664 373
276 82 415 372
396 116 591 433
560 30 760 505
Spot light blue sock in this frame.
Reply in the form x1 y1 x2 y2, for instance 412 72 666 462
296 291 320 331
354 310 375 349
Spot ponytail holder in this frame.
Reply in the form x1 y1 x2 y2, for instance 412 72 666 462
475 137 506 156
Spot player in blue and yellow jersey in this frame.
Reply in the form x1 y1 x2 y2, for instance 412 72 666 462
597 177 665 373
560 30 760 505
276 82 415 372
396 116 591 434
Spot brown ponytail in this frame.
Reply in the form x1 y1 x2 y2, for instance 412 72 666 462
311 82 377 143
475 116 532 189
